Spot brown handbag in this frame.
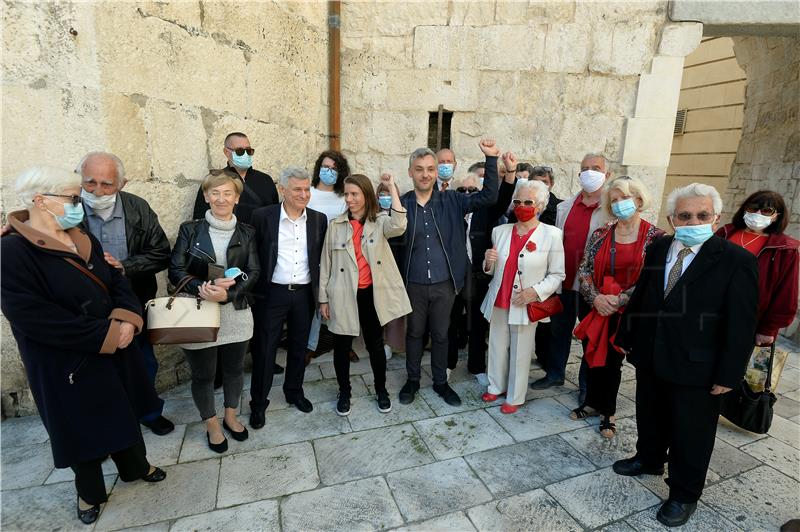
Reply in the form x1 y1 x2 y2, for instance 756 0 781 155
145 276 220 345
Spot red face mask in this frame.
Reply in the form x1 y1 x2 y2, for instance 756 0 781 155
514 205 537 222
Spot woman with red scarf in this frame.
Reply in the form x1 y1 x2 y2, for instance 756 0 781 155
572 176 664 437
481 180 566 414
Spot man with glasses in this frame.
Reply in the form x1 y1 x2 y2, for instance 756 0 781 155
76 151 175 436
612 183 758 527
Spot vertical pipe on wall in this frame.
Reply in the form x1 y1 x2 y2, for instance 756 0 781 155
328 0 341 151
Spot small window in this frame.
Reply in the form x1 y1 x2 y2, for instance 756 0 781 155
428 105 453 151
674 109 688 136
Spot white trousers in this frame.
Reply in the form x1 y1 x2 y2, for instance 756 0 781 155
487 307 537 405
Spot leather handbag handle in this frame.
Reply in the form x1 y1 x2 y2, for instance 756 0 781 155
167 275 199 309
763 343 776 393
63 258 109 294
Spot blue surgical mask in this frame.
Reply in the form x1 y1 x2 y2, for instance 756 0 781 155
47 202 85 230
231 152 253 170
438 163 454 179
319 167 338 186
80 189 117 210
224 267 248 281
611 198 637 220
673 224 714 247
378 195 393 210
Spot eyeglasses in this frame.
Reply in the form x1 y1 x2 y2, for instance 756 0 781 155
674 211 715 223
512 199 536 207
41 193 81 206
457 187 479 194
745 206 778 216
226 146 255 156
532 166 552 175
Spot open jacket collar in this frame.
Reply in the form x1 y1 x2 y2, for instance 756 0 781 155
8 209 92 263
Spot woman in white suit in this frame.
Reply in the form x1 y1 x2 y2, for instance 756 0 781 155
481 180 566 414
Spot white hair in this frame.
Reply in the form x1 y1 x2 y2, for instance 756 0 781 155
513 179 549 210
666 183 723 215
15 166 82 207
408 147 437 169
279 166 310 187
75 151 126 184
581 153 609 169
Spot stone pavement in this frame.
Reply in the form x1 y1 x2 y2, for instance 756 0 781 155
2 340 799 532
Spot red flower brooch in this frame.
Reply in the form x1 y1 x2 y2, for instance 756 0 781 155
526 241 537 252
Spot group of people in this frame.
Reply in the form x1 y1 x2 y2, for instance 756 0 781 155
2 129 797 528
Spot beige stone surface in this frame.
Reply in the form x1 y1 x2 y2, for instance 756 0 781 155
658 22 704 56
544 23 590 73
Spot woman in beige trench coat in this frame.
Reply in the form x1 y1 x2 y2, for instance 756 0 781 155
319 173 411 416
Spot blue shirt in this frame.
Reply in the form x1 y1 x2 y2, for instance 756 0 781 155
84 199 128 261
407 203 450 285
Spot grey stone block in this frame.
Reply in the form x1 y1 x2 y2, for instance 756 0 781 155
707 438 762 479
1 442 54 490
171 499 279 531
625 500 743 531
1 480 107 531
715 417 768 448
418 379 503 417
364 367 432 394
347 394 436 432
0 415 49 448
741 436 800 480
488 397 588 442
558 417 639 468
766 414 800 450
413 410 514 460
467 488 583 531
392 511 476 531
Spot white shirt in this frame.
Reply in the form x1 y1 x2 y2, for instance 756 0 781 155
663 238 704 290
272 204 311 285
307 188 346 223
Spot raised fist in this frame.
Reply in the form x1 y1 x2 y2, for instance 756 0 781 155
502 151 518 172
479 139 501 157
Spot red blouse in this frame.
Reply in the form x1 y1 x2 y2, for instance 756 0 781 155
494 227 536 309
604 241 639 289
730 229 768 256
350 220 372 289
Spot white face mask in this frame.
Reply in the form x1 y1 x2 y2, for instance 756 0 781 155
579 170 605 193
81 189 117 210
743 212 774 231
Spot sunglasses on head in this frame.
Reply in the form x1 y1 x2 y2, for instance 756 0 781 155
745 206 778 216
226 146 255 156
512 199 536 207
457 186 479 194
42 193 81 206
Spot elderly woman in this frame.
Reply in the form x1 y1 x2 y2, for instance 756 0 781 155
716 190 798 347
170 171 260 453
319 173 411 416
481 180 566 414
572 176 665 437
1 167 166 524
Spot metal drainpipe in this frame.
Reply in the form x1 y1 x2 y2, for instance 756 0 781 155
328 0 341 151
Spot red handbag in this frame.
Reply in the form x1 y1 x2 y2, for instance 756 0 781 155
527 294 564 322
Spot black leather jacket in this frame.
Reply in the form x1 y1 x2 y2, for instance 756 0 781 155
168 219 260 310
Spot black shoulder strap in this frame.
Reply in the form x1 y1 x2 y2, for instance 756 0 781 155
610 226 616 276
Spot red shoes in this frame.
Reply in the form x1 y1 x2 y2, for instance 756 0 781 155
500 403 519 414
481 392 499 402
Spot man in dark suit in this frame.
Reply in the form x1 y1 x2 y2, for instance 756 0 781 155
248 167 327 429
613 183 759 527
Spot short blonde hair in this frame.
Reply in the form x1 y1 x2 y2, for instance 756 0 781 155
601 176 650 218
15 166 81 207
201 170 243 195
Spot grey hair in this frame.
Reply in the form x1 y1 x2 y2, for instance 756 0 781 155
408 147 437 169
15 166 82 207
666 183 723 216
580 153 609 169
513 179 549 211
75 151 126 184
279 166 310 187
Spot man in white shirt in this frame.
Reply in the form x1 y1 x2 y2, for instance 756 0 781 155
248 168 328 429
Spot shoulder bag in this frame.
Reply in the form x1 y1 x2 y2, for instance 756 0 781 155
720 343 777 434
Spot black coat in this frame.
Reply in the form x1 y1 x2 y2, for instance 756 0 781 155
1 211 161 468
538 191 562 226
468 179 516 275
250 204 328 306
615 235 759 389
168 219 260 310
192 166 279 225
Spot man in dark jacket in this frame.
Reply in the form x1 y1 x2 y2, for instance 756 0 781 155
76 151 174 436
395 139 499 407
613 184 758 527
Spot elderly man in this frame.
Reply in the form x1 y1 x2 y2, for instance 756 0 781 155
436 148 458 191
531 153 611 395
613 184 758 527
396 139 500 406
248 168 327 428
76 151 174 435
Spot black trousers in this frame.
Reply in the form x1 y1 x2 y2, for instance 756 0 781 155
467 273 490 375
548 289 591 382
534 321 551 368
72 440 149 505
333 286 387 395
584 350 624 417
634 366 723 503
447 292 468 370
406 281 456 385
250 283 313 411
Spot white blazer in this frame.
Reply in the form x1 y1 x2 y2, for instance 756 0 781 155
555 192 611 291
480 222 566 325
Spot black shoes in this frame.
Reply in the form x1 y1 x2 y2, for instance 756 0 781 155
657 500 697 527
141 415 175 436
223 420 249 441
376 390 392 413
77 497 100 525
529 377 565 390
206 432 228 454
142 466 167 482
274 363 285 374
612 456 665 477
336 393 351 416
249 409 265 430
288 396 313 413
399 380 420 405
433 383 462 406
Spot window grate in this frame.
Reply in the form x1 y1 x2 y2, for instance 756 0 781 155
674 109 688 136
427 105 453 151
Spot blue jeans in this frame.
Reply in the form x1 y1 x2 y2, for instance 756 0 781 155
136 334 164 422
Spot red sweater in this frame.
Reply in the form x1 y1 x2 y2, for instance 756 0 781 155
717 224 799 338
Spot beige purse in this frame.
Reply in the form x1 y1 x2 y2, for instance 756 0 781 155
146 276 220 345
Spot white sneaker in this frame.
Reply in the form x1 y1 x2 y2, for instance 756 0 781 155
384 344 393 360
446 368 452 380
476 373 489 386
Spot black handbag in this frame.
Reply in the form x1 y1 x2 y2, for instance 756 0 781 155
720 344 777 434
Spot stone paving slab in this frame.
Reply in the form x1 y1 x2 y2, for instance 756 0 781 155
465 435 596 498
624 500 743 532
706 438 762 479
363 367 433 394
386 458 493 522
391 511 477 532
1 479 106 532
314 423 434 485
546 467 660 529
171 499 280 531
764 413 800 450
413 409 514 460
46 459 118 485
0 415 50 448
632 465 720 501
415 378 501 417
740 435 800 480
281 476 404 531
466 487 584 531
487 396 589 442
715 417 769 448
160 395 225 426
1 442 56 490
217 441 319 508
346 394 436 432
558 417 639 468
